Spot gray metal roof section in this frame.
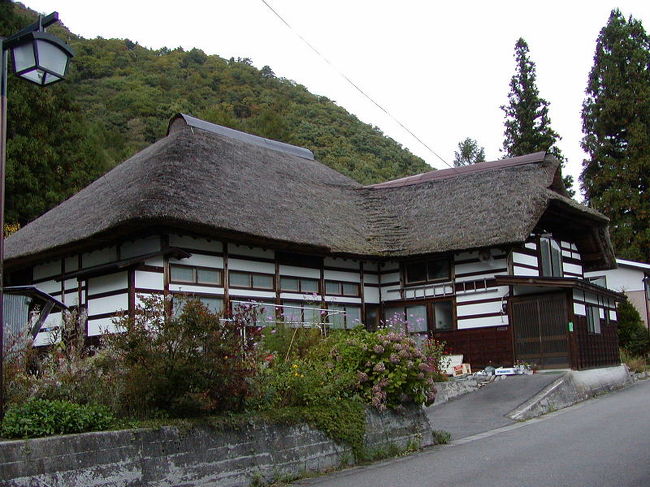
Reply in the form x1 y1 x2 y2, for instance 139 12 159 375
173 113 315 160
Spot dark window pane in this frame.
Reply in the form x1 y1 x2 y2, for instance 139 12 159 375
342 283 359 296
197 268 220 285
280 277 299 292
405 262 427 283
427 259 450 280
328 304 345 329
325 281 340 294
199 297 223 314
300 279 319 293
433 301 453 330
230 271 250 288
170 265 194 283
252 274 274 289
406 305 427 333
346 306 361 328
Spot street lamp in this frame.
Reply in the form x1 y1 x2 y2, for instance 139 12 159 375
0 12 73 418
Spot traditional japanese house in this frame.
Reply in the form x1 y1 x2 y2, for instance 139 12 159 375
4 114 623 370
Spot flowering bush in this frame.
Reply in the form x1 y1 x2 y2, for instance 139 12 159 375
326 329 444 411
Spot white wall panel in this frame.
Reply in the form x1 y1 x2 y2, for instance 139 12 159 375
323 269 360 282
229 258 274 274
229 244 274 259
169 284 225 294
279 265 319 278
456 301 502 317
135 270 164 290
121 237 160 259
457 315 508 329
229 289 275 299
35 280 60 295
512 266 539 277
88 272 128 295
324 257 360 270
363 287 380 303
170 254 223 268
563 262 583 276
169 235 222 252
88 318 119 336
83 247 116 268
64 256 78 273
34 260 61 280
512 252 538 267
88 294 128 316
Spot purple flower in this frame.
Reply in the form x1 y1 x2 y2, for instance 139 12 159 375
373 345 385 354
389 353 400 364
373 362 386 373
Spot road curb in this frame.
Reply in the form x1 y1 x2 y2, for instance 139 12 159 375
508 365 631 421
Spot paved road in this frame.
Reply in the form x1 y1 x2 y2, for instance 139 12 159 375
299 380 650 487
426 373 562 439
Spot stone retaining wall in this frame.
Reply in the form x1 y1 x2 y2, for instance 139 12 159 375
0 406 432 487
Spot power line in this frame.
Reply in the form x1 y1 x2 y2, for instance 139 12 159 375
259 0 454 170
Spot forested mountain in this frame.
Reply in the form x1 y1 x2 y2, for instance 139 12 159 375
2 1 430 226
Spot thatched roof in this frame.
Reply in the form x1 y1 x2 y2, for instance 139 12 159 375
5 114 615 271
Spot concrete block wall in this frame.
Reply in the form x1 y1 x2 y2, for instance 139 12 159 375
0 406 433 487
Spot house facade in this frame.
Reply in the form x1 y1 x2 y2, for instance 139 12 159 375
586 259 650 329
4 114 623 370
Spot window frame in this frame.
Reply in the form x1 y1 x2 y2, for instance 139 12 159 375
539 236 563 278
586 305 601 334
403 257 452 286
280 276 320 294
382 297 456 334
324 280 360 297
228 270 275 291
169 264 223 287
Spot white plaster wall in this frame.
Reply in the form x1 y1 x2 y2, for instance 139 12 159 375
229 258 274 274
324 257 360 270
34 280 60 296
169 284 225 294
83 247 117 268
458 315 509 328
512 252 538 267
120 237 161 259
135 270 164 290
279 265 319 279
229 244 273 259
169 235 223 253
171 254 223 268
229 289 275 299
33 260 61 281
585 266 646 292
88 294 128 316
323 269 360 282
88 272 128 295
64 256 78 273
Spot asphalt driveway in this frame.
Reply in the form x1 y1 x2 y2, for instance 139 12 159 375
425 373 562 439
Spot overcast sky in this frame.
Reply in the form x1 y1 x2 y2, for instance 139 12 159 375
21 0 650 196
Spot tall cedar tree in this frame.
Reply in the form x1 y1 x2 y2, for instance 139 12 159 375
453 138 485 166
501 38 574 196
581 10 650 262
0 1 109 225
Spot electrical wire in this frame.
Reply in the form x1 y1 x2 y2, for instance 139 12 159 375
259 0 454 170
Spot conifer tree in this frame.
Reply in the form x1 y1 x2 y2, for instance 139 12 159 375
501 38 574 195
453 138 485 166
581 10 650 262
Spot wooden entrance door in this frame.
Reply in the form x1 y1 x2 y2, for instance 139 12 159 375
511 293 570 369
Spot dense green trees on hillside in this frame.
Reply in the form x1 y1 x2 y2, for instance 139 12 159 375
581 10 650 262
1 1 110 225
1 2 429 226
501 38 574 195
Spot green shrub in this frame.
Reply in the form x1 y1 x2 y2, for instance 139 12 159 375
103 296 262 418
1 400 113 439
617 299 650 357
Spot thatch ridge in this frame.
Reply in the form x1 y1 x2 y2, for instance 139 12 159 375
5 117 614 270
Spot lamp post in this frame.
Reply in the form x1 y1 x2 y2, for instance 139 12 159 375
0 12 73 418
